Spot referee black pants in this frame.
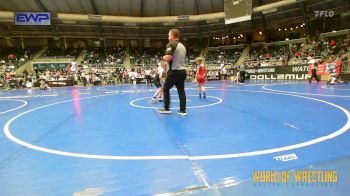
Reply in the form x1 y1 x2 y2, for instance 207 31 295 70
163 70 187 112
309 69 319 82
239 71 245 83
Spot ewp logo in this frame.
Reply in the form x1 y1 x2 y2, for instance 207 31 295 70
15 12 51 25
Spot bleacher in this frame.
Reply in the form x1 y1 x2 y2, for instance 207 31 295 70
1 30 350 90
42 47 82 58
0 47 40 74
130 48 162 68
82 47 126 68
244 39 306 67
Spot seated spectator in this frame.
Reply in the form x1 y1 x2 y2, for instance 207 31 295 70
25 80 33 89
39 80 50 90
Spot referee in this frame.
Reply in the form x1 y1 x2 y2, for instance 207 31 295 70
239 64 246 84
158 29 187 116
309 56 320 83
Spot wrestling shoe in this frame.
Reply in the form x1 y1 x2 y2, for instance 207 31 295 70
151 97 158 103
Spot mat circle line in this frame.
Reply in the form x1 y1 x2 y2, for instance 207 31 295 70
0 99 27 115
3 89 350 160
130 95 223 109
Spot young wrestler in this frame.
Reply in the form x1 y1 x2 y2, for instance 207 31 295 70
195 57 207 98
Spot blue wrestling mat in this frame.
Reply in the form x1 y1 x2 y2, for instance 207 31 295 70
0 80 349 195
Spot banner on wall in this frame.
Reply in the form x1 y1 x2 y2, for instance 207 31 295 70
246 64 310 80
15 12 51 25
308 61 342 75
33 63 69 71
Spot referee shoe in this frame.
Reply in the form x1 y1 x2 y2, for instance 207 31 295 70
158 109 171 114
177 110 187 116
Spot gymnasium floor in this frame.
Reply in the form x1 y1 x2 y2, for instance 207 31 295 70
0 80 349 196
